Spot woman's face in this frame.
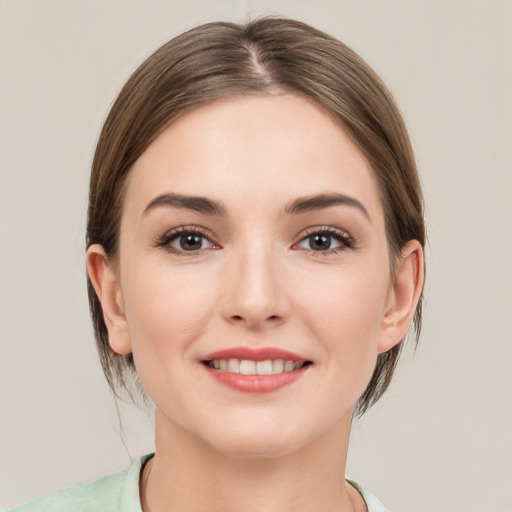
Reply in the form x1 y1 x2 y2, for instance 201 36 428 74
98 94 410 458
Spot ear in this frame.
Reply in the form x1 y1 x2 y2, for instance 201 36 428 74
379 240 425 354
86 244 132 355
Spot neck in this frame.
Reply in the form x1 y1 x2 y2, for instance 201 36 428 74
141 410 362 512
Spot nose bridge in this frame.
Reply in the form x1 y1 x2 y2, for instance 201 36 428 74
222 236 288 327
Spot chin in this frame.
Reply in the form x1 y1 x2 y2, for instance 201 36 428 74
209 433 303 460
197 416 326 461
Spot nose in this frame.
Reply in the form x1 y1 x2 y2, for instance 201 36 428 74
221 243 290 329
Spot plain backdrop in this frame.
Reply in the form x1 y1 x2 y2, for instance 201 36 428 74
1 1 511 511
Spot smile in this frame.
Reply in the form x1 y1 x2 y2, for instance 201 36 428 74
206 359 309 375
202 347 312 393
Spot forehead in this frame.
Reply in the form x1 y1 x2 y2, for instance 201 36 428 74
124 94 383 222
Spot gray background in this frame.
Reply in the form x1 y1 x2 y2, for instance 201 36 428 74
1 1 511 511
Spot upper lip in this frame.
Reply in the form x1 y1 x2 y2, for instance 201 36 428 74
202 347 309 363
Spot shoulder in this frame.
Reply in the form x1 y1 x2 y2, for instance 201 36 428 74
348 480 389 512
8 472 125 512
8 454 153 512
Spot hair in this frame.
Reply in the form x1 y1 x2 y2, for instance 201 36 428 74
87 17 425 416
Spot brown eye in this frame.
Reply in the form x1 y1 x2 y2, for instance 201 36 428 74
309 234 332 251
157 228 217 254
295 227 354 254
177 233 204 251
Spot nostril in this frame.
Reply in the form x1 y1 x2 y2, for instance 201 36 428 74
226 308 285 327
229 314 281 325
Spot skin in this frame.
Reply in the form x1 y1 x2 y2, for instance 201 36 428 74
87 94 424 512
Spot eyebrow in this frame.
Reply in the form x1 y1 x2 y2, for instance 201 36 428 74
143 193 227 216
285 193 371 221
143 192 370 221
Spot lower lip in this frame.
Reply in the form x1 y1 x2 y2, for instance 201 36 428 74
204 365 309 393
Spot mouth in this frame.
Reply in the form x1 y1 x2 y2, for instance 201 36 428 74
201 347 312 393
204 358 311 375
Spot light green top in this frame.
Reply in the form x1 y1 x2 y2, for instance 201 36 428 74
348 480 389 512
9 454 388 512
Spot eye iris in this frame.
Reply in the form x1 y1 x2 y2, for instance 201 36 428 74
309 234 331 251
180 234 202 250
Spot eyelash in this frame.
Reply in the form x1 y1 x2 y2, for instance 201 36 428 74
294 226 356 255
154 225 355 256
154 226 219 255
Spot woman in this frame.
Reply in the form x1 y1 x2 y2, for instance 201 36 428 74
11 17 425 512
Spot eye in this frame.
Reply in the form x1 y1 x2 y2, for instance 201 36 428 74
295 227 354 253
307 233 335 251
156 227 218 254
171 233 210 251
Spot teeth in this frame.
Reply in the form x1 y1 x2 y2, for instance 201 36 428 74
227 358 240 373
239 360 256 375
273 359 284 373
256 360 273 375
283 360 295 372
208 358 305 375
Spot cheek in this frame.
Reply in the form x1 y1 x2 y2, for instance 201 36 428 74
120 259 218 368
296 262 389 382
299 260 388 332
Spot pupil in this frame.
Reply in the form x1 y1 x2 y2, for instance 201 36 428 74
181 234 202 250
310 234 331 250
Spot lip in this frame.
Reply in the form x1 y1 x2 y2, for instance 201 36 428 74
202 346 311 393
203 346 308 363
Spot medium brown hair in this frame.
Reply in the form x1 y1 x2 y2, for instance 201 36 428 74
87 17 425 415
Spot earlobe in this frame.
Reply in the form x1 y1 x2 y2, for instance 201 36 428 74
86 245 132 355
379 240 424 354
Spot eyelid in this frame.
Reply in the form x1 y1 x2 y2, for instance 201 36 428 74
154 225 221 254
292 225 356 253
